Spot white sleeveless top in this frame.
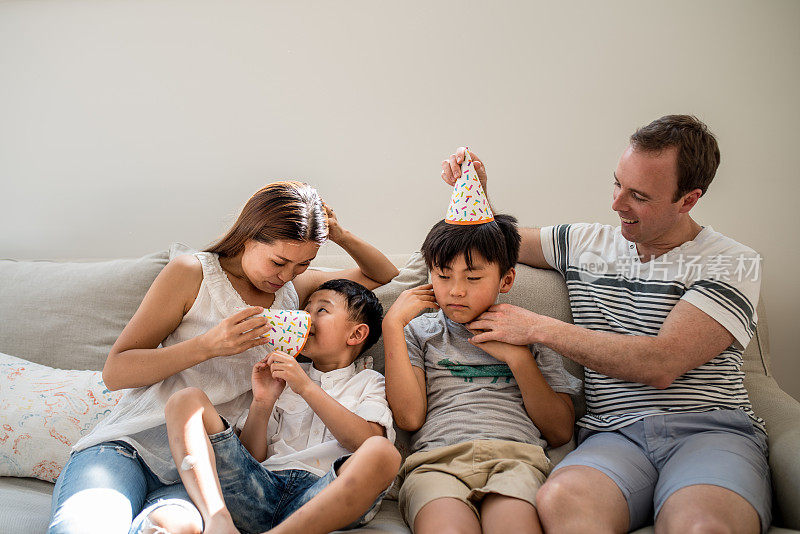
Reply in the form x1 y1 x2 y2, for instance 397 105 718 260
73 252 299 483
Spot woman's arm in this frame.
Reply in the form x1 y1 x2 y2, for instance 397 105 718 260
103 255 272 390
293 205 399 303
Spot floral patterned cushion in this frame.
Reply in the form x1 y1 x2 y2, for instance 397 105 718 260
0 353 123 482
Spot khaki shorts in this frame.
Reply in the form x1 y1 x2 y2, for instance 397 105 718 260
397 439 552 526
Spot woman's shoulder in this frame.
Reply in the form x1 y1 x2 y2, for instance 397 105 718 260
154 254 205 309
164 253 204 279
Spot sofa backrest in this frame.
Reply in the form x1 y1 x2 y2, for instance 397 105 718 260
0 249 771 396
0 251 169 370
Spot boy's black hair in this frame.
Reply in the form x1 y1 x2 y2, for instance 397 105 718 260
315 279 383 355
421 214 521 274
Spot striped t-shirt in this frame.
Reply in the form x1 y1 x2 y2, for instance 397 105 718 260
540 223 764 432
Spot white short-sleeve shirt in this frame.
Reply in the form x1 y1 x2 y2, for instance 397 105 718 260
253 362 395 477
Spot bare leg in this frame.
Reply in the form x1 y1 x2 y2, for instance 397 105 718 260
267 436 400 534
655 484 760 534
480 493 542 534
537 466 629 534
164 387 239 534
414 498 481 534
142 505 203 534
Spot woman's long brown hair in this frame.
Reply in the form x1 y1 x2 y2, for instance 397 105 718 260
206 181 328 257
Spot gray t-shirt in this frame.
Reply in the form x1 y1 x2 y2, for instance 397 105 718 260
405 310 582 453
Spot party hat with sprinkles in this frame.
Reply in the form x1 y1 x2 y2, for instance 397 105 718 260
445 148 494 225
258 309 311 356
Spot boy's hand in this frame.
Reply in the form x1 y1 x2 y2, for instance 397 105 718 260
252 354 286 405
323 203 347 244
383 284 439 329
441 147 487 191
469 334 530 366
267 352 313 396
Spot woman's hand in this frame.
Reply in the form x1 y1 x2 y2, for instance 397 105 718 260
267 352 313 396
383 284 440 330
252 354 286 405
197 307 271 359
323 203 346 244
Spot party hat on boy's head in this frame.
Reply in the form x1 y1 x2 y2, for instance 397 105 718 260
445 148 494 225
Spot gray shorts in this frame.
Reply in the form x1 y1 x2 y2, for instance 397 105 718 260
553 409 771 532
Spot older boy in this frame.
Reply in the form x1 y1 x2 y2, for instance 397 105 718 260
164 279 400 534
384 215 581 534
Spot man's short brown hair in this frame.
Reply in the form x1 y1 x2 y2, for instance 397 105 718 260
630 115 720 202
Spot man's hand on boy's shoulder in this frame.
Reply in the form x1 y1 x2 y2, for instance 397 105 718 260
383 283 439 330
467 303 547 346
267 352 313 396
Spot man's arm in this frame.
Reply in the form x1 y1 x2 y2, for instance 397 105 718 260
518 227 551 269
469 300 735 389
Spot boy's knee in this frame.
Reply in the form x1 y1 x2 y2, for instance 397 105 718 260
165 387 207 415
361 436 401 482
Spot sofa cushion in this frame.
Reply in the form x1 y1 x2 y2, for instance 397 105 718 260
0 353 124 482
0 477 53 534
0 250 170 371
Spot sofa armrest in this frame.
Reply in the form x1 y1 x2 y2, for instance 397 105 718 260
746 374 800 529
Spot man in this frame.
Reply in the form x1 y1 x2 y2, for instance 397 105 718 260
441 115 769 533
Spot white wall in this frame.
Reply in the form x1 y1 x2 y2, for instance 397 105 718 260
1 0 798 399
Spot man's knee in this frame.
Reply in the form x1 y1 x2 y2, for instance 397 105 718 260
141 505 203 534
537 470 581 515
537 466 630 533
659 507 734 534
657 485 760 534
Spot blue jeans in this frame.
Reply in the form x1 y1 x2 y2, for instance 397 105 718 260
48 441 201 534
210 425 385 534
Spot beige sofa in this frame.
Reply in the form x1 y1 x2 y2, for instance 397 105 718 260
1 245 798 533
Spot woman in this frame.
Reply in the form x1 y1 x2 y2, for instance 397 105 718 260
48 181 398 534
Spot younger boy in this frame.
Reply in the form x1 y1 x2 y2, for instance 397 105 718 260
384 215 582 533
164 279 400 534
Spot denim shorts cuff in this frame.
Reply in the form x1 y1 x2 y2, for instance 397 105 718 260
330 453 352 477
208 418 234 444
